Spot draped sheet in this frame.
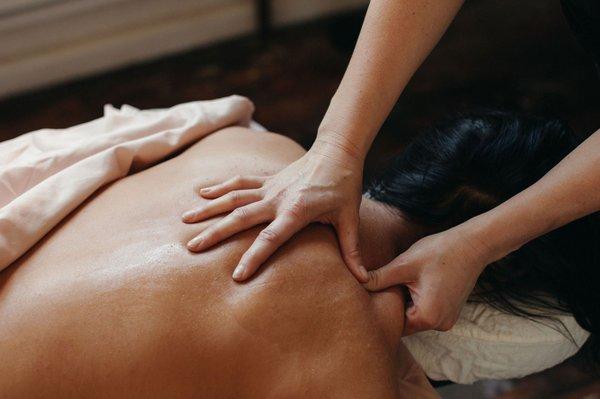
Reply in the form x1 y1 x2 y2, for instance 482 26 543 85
0 95 255 270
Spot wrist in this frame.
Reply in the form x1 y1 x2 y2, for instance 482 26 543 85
445 222 498 275
311 130 367 167
455 213 517 270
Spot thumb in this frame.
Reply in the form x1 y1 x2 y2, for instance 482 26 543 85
336 212 368 283
363 255 417 292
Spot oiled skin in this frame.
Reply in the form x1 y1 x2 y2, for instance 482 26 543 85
0 128 435 398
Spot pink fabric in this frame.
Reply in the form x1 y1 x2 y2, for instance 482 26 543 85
0 95 255 271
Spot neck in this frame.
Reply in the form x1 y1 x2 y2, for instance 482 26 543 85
358 198 423 272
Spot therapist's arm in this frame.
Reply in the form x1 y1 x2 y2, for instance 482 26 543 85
183 0 465 282
316 0 465 157
467 128 600 263
366 128 600 335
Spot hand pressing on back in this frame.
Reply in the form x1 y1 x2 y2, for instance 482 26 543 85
182 139 369 283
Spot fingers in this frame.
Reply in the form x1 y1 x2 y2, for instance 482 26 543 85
363 255 417 292
232 212 307 281
182 189 262 223
336 213 368 283
198 175 267 199
187 203 271 252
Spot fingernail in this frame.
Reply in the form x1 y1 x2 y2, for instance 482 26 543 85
200 188 211 194
232 264 245 281
187 237 203 250
182 211 195 221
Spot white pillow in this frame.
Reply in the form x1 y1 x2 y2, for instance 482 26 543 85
402 302 589 384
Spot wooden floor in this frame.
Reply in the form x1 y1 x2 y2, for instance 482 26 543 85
0 1 598 397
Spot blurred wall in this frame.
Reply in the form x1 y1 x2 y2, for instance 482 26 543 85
0 0 367 98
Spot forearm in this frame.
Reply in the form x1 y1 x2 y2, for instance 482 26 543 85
316 0 464 160
466 129 600 267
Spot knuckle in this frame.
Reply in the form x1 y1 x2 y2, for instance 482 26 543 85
297 189 312 203
368 270 381 288
261 195 275 207
346 245 361 260
255 198 276 218
296 184 312 198
228 191 241 204
286 199 307 220
258 228 279 244
231 175 243 184
273 188 289 203
231 207 249 222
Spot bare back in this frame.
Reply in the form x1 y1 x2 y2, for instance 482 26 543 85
0 128 434 398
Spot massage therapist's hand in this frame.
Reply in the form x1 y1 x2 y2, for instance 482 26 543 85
182 139 369 283
365 225 491 335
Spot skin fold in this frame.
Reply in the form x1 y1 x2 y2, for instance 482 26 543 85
0 127 437 399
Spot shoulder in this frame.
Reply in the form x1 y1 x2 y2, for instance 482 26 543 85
199 126 306 162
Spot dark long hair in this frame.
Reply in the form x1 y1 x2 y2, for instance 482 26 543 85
367 110 600 365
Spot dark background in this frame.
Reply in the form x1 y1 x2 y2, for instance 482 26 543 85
1 1 598 179
0 1 598 397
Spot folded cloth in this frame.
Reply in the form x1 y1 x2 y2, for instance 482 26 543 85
0 95 255 271
403 301 589 384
